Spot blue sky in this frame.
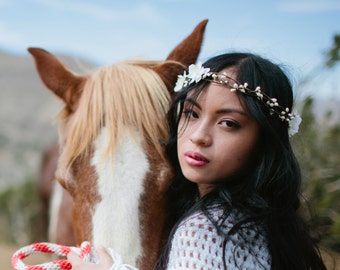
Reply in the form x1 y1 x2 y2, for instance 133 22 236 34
0 0 339 99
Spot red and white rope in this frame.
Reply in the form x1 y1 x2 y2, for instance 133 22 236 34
12 241 93 270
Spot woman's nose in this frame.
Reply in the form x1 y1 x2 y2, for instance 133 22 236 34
189 124 212 146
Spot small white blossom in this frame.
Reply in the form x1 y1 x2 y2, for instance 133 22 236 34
187 62 210 83
288 114 302 137
174 72 188 92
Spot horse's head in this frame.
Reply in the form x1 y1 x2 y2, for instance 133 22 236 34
28 19 208 268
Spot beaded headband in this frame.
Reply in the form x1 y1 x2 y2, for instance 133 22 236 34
174 63 301 136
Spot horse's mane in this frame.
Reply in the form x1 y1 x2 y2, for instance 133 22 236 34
58 59 171 170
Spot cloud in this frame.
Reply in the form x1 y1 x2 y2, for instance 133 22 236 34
279 0 340 13
30 0 114 21
0 22 23 49
0 0 9 7
202 36 267 57
29 0 163 23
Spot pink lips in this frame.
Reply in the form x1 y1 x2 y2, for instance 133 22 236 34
184 151 210 166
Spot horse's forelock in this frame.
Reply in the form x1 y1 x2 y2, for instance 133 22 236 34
58 60 171 173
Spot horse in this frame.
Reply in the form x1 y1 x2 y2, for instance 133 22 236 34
28 19 208 269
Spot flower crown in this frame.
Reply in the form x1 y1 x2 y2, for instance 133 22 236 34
174 63 302 136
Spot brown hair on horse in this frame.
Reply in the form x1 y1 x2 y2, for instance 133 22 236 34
29 19 207 269
38 143 75 246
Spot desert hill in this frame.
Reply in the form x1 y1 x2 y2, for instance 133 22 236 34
0 49 95 190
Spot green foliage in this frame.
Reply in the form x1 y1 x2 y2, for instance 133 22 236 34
292 97 340 252
326 34 340 68
0 177 46 245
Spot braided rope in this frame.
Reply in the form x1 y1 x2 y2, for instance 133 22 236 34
12 241 93 270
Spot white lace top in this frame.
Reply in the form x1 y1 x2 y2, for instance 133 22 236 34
166 210 271 270
108 209 271 270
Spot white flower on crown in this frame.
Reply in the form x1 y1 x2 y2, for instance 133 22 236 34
188 62 211 83
288 114 302 137
174 63 210 92
174 71 188 92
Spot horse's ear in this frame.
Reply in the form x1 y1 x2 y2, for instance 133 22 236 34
153 19 208 93
28 47 84 111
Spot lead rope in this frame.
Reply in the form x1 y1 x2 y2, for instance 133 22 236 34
12 241 94 270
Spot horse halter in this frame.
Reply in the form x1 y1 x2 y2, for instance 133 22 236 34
12 242 93 270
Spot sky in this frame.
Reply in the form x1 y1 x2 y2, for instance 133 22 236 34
0 0 339 100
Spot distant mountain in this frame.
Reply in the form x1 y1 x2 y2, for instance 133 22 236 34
0 49 96 190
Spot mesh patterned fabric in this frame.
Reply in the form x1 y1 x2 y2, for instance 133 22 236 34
166 210 271 270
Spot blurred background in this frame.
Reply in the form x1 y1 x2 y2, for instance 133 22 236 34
0 0 339 268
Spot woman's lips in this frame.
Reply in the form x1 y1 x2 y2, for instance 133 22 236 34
184 151 210 166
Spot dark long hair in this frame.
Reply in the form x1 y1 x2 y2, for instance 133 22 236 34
155 53 326 270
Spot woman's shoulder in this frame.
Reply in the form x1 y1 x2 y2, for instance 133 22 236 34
169 208 271 269
174 207 269 249
174 209 228 241
178 207 252 231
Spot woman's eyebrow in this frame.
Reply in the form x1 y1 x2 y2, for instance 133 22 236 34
184 98 201 110
186 98 248 116
216 108 248 116
184 97 250 119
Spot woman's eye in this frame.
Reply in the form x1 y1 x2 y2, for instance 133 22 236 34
183 110 198 119
220 120 239 128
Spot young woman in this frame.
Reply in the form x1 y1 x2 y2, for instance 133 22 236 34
68 53 326 269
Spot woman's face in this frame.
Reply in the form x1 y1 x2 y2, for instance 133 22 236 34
177 69 261 196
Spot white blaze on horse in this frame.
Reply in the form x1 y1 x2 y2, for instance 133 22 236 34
29 20 207 269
